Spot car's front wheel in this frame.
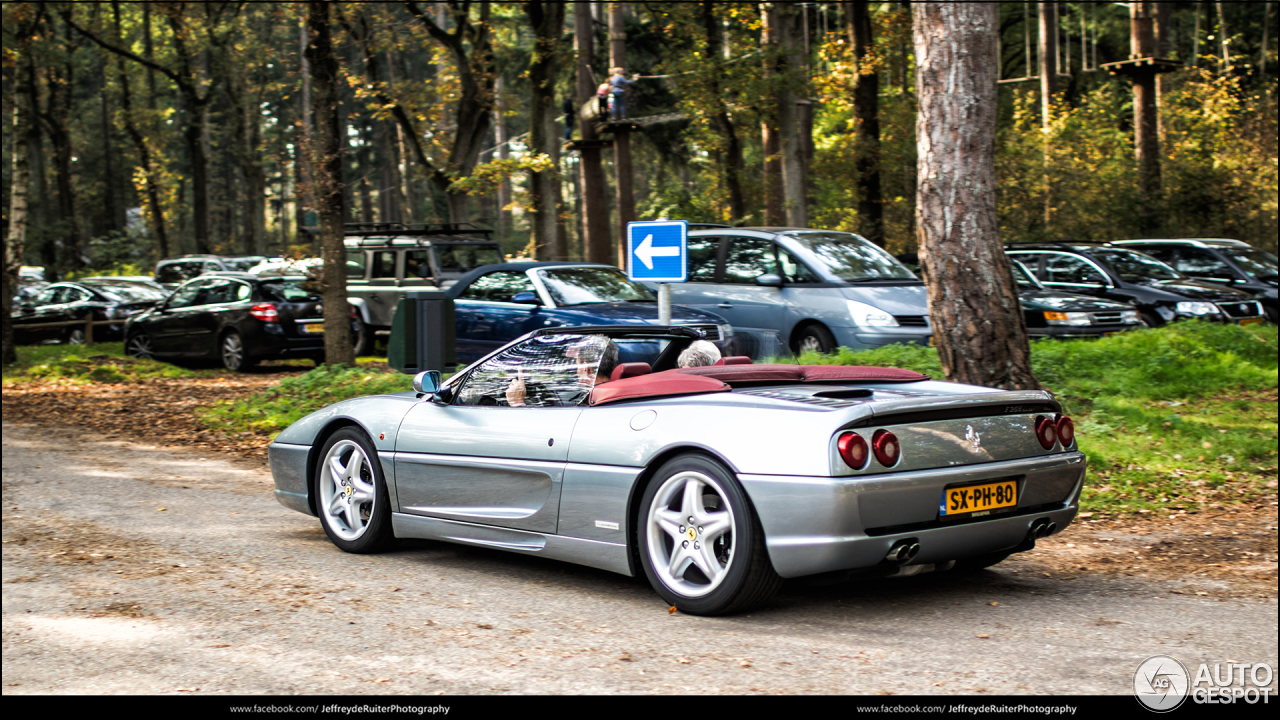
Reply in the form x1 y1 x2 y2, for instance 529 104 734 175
315 428 396 554
637 453 781 615
125 332 154 359
793 323 837 354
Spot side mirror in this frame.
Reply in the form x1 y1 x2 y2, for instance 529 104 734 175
511 292 540 305
413 370 442 395
756 274 784 288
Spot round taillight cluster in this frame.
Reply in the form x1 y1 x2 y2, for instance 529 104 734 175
1056 414 1075 446
837 432 869 470
1034 415 1058 449
871 429 901 467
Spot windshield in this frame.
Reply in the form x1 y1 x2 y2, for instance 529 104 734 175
434 244 503 273
537 268 655 305
259 280 321 302
1090 249 1182 282
88 281 168 303
223 257 265 272
1222 247 1278 281
785 232 916 282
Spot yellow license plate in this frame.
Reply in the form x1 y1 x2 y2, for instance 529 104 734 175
928 335 935 347
1239 317 1262 327
940 480 1018 518
303 323 325 334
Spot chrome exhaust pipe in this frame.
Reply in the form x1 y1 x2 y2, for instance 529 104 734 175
885 539 921 564
1028 518 1056 540
1041 521 1057 537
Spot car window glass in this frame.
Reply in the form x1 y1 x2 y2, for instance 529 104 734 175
454 333 609 407
204 261 223 272
1175 249 1234 279
459 271 537 302
1221 247 1278 280
404 250 434 280
261 281 320 302
686 237 719 282
31 286 60 305
1090 249 1181 282
371 251 397 279
786 232 915 281
157 261 199 284
222 258 262 272
88 282 167 303
200 279 242 305
1042 254 1101 284
1135 246 1177 263
166 281 204 309
346 251 368 279
722 238 778 283
537 268 653 305
64 287 92 303
435 245 503 273
778 248 820 283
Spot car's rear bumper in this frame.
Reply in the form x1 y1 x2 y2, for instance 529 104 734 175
739 452 1085 578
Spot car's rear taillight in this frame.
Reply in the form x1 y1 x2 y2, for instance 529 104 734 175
871 429 900 467
837 432 869 470
1035 415 1058 449
249 303 279 322
1056 414 1075 446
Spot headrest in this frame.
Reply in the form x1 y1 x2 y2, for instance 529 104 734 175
610 362 652 382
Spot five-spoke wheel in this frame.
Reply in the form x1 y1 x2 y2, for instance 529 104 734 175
220 330 254 372
315 428 395 553
125 332 154 359
638 454 781 615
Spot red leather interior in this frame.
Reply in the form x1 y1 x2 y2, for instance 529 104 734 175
610 362 652 382
589 369 730 406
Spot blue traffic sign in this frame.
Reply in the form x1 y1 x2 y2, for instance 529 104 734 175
627 220 687 283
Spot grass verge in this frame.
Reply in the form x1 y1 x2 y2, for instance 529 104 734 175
1 342 213 385
798 321 1278 516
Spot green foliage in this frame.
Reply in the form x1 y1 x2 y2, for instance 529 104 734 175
195 364 411 436
1 342 210 385
795 322 1278 515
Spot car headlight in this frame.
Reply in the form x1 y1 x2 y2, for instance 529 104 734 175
847 300 897 326
1044 311 1092 327
1121 310 1140 323
1175 301 1218 316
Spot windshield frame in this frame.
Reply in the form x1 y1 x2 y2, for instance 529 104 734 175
1089 248 1185 283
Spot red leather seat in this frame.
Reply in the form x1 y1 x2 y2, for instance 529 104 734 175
610 362 652 382
721 356 752 365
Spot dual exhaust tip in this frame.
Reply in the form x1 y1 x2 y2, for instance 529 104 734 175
885 539 921 564
1030 519 1057 539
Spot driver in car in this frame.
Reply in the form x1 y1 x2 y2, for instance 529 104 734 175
505 335 619 407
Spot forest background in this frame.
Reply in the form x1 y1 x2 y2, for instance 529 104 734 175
2 1 1276 282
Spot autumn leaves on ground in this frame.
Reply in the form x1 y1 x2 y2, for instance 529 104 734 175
2 322 1276 597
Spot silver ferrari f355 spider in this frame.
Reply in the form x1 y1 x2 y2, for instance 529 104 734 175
269 325 1083 615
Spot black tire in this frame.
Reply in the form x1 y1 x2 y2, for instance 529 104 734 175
219 330 256 372
637 453 781 616
351 316 369 357
125 332 154 359
793 323 837 354
66 327 86 345
1139 311 1163 329
314 427 397 554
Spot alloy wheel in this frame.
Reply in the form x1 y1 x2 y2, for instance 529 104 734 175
645 470 736 597
318 439 377 542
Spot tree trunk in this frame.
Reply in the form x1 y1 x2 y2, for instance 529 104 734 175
1131 2 1161 234
848 1 884 246
575 2 611 263
494 76 512 238
112 1 168 258
4 30 34 366
306 2 354 366
703 3 745 225
609 3 636 263
761 6 784 226
1039 1 1058 230
913 2 1038 391
776 2 808 227
525 1 567 261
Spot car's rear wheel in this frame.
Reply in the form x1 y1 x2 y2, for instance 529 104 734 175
351 316 369 357
220 330 255 372
638 453 781 615
315 428 396 554
66 327 86 345
793 323 836 354
125 332 154 359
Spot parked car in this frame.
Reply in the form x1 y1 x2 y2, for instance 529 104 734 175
1005 243 1265 327
661 228 932 358
334 223 504 339
1009 260 1143 337
250 257 324 277
269 325 1083 615
154 254 268 289
1109 239 1278 323
11 277 168 345
447 262 734 363
124 272 364 371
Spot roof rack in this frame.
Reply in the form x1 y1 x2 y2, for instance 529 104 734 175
301 222 494 239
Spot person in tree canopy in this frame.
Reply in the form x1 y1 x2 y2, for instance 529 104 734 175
609 67 640 120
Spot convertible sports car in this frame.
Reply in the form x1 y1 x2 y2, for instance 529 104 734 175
270 326 1084 615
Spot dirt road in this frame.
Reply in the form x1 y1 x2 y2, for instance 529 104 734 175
3 423 1276 695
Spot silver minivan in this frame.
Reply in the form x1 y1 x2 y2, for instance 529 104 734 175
664 228 932 357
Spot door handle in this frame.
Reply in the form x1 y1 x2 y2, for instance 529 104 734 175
717 303 733 309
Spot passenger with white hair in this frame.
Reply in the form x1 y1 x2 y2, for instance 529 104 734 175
678 339 722 368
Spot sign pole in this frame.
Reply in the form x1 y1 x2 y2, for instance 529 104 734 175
658 283 671 325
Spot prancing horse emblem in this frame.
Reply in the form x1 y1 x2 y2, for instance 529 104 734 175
965 425 982 452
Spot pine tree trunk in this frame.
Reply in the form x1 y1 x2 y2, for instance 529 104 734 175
306 2 353 366
526 1 567 261
575 2 611 264
913 2 1038 390
3 36 33 366
848 1 884 246
777 2 808 227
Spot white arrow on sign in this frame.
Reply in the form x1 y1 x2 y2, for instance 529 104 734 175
634 233 680 270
